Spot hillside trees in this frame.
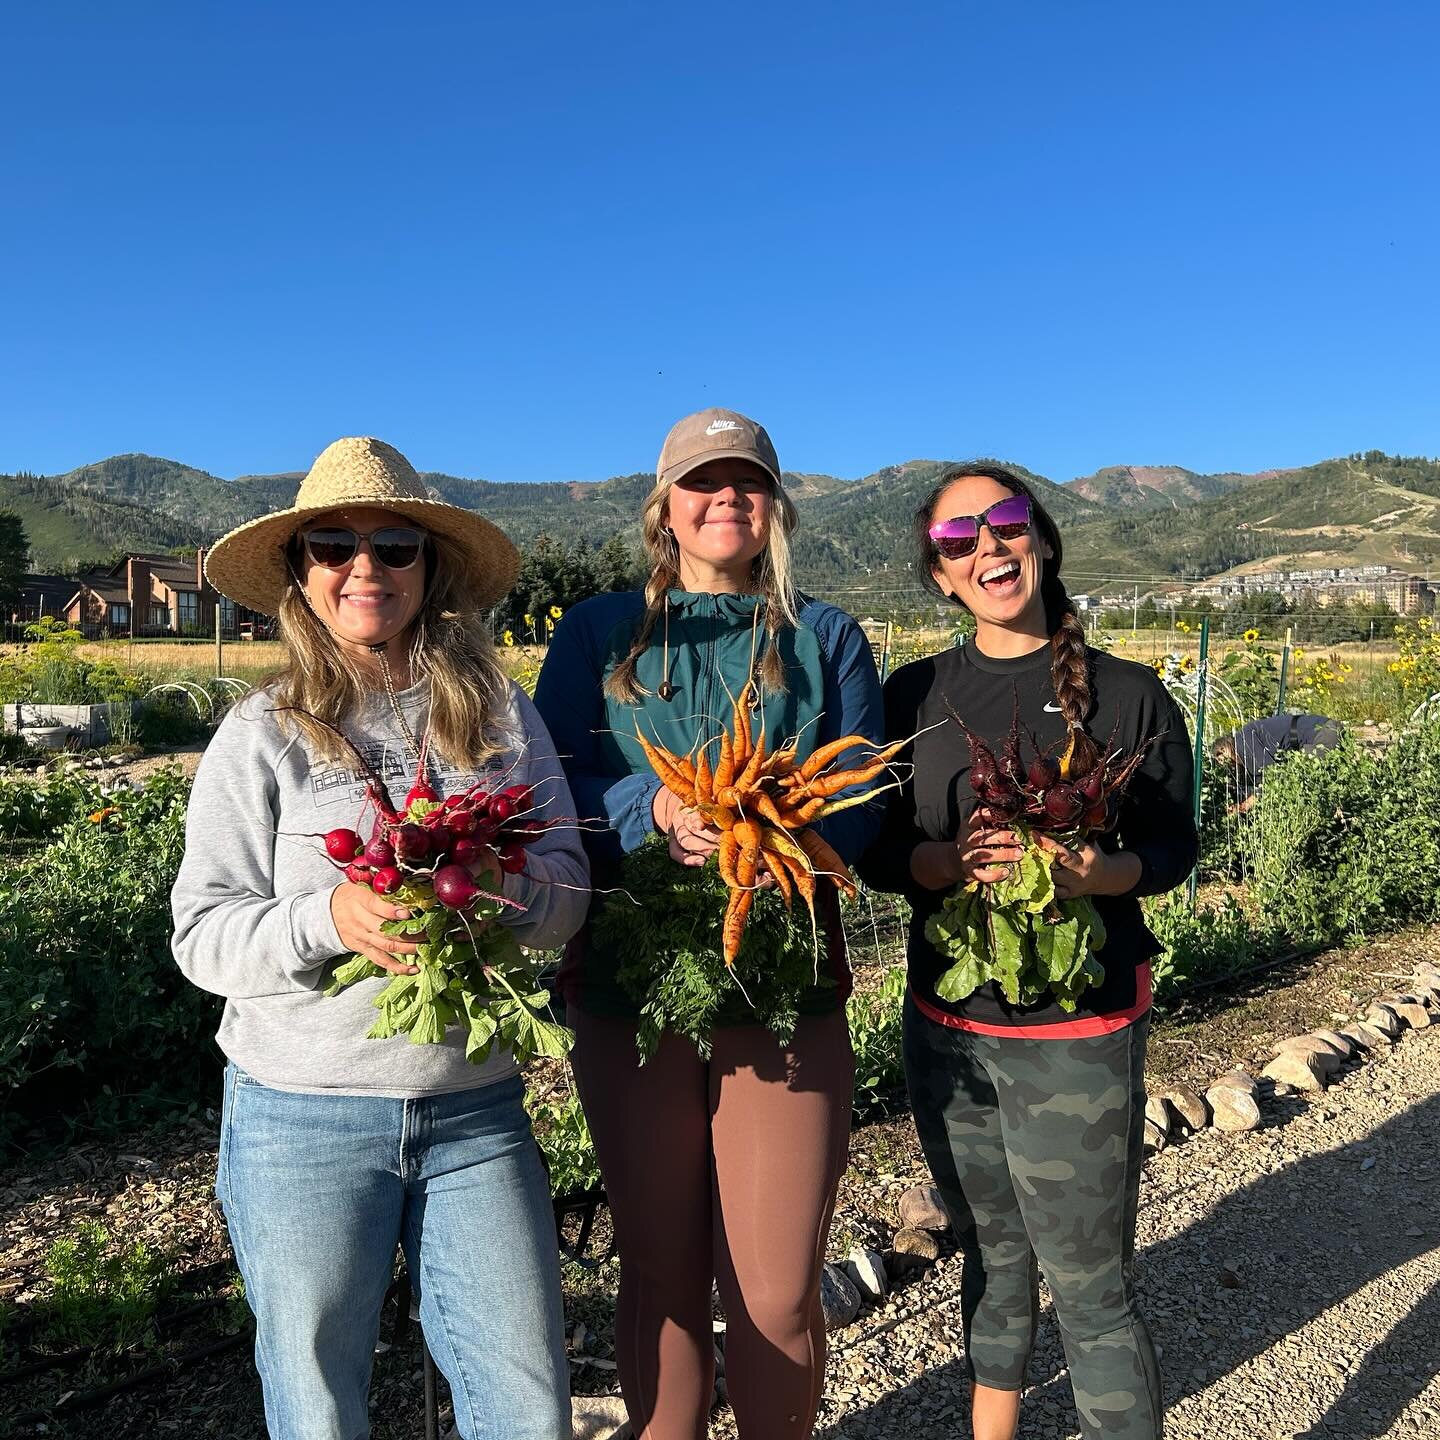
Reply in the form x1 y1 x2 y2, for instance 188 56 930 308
493 532 643 637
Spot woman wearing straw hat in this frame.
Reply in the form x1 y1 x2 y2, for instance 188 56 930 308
535 408 882 1439
172 437 586 1440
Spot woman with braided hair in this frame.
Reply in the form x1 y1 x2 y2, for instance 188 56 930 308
859 463 1195 1440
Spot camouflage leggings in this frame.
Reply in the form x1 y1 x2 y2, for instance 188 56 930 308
903 996 1162 1439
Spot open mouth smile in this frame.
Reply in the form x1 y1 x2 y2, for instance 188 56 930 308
977 560 1021 595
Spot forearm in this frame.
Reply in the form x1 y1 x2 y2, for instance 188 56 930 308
909 840 964 892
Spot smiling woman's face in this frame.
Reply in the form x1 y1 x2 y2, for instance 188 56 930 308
664 458 774 585
929 474 1052 633
297 506 427 657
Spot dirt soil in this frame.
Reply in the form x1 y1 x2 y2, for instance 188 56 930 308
2 926 1437 1439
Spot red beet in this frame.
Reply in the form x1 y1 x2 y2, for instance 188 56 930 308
1080 799 1108 830
432 863 482 909
1027 755 1059 790
372 865 403 895
497 843 526 874
323 827 364 862
1078 767 1105 803
1043 784 1084 826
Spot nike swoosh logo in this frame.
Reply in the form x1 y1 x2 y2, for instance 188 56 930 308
1043 702 1063 713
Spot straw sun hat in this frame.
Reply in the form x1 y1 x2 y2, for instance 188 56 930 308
204 437 520 617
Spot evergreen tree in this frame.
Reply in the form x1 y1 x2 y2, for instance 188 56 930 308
0 509 29 603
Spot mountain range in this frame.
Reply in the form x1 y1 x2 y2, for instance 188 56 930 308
5 449 1438 595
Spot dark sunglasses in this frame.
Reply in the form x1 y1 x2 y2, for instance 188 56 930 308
928 494 1032 560
299 525 427 571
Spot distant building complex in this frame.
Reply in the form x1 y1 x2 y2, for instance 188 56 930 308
1189 564 1433 615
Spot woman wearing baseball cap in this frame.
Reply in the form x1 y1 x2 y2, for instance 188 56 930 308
171 437 587 1439
535 408 883 1437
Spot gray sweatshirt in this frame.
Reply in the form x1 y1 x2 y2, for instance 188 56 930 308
171 679 590 1097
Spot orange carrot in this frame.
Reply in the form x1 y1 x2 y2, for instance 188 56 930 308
717 829 739 888
722 886 754 968
714 728 736 791
633 728 695 802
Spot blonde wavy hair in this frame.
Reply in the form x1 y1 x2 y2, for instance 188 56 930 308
605 468 801 704
269 529 512 770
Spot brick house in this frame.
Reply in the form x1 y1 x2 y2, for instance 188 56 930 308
61 549 262 638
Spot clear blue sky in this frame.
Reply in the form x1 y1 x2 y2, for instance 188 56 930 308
3 2 1436 485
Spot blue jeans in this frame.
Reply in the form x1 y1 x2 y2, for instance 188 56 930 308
217 1066 570 1440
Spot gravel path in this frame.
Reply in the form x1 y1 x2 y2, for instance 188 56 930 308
811 1018 1440 1439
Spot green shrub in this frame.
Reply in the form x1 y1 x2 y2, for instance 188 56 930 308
847 965 906 1118
1146 893 1274 996
36 1220 172 1351
0 767 221 1144
527 1092 601 1196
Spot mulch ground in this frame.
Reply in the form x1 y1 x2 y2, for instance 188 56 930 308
2 924 1436 1439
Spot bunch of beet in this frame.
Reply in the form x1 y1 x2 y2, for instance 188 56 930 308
961 712 1147 837
316 781 546 912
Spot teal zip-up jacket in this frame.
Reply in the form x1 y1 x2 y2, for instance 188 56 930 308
534 588 884 1018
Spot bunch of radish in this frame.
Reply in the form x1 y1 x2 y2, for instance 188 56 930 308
319 780 543 912
314 773 573 1066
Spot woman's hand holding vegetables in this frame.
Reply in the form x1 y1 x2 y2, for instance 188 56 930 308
330 882 421 975
910 809 1025 890
653 787 722 867
1035 835 1142 899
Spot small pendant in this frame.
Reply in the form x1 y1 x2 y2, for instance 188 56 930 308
657 681 677 702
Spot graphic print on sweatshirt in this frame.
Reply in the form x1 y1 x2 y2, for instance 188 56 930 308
307 739 501 814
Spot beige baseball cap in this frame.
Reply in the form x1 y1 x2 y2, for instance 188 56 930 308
657 407 782 490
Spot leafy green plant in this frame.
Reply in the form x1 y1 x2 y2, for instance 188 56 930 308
1146 893 1271 996
527 1092 601 1196
36 1220 172 1351
1215 632 1279 719
846 966 905 1118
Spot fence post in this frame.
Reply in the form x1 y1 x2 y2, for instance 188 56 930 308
1275 626 1292 714
215 605 223 680
1186 616 1210 907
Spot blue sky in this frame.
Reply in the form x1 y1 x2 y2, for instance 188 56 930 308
2 2 1436 485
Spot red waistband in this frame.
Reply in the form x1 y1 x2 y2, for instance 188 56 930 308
909 962 1152 1039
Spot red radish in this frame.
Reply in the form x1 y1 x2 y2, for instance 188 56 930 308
323 827 364 862
497 843 526 874
394 823 432 863
372 865 403 895
502 783 533 810
488 794 515 823
432 863 482 909
364 837 396 867
406 784 439 809
345 861 373 885
447 808 478 837
451 837 495 868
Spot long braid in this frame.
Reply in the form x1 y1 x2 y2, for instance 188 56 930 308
605 560 675 704
1044 571 1099 771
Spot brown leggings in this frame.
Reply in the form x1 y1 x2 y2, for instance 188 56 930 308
571 1007 854 1440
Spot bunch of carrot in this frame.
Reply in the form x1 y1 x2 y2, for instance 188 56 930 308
634 683 902 967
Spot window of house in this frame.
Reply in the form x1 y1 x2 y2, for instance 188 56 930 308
220 597 236 633
151 602 168 629
177 591 199 630
109 603 130 628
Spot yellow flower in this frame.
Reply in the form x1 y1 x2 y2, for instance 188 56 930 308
1243 628 1259 643
1389 661 1402 672
88 806 117 824
1176 619 1191 633
549 605 563 620
523 613 535 628
1117 636 1128 646
1179 655 1195 673
1293 646 1304 658
544 617 555 632
1340 663 1353 674
502 630 515 646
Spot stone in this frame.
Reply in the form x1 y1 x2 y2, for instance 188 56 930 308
1342 1022 1391 1051
1159 1085 1210 1132
1365 1004 1403 1039
571 1395 632 1440
898 1183 950 1231
1306 1029 1358 1059
1391 999 1433 1029
1205 1081 1262 1133
1209 1068 1258 1095
890 1226 942 1270
844 1245 889 1303
820 1262 862 1330
1271 1036 1345 1075
1413 960 1440 986
1143 1095 1170 1151
1262 1051 1326 1091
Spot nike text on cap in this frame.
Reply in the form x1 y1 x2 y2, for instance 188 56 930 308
656 408 783 491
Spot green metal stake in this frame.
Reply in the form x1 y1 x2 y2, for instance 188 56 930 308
1186 616 1210 906
1275 626 1291 714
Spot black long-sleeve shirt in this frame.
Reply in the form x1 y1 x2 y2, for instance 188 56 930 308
858 640 1198 1029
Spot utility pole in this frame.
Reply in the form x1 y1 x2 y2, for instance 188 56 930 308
1132 585 1139 634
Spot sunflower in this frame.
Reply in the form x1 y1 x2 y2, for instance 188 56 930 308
502 630 515 646
548 605 563 620
1243 628 1259 643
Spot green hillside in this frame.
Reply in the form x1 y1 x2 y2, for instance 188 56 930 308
0 473 208 573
